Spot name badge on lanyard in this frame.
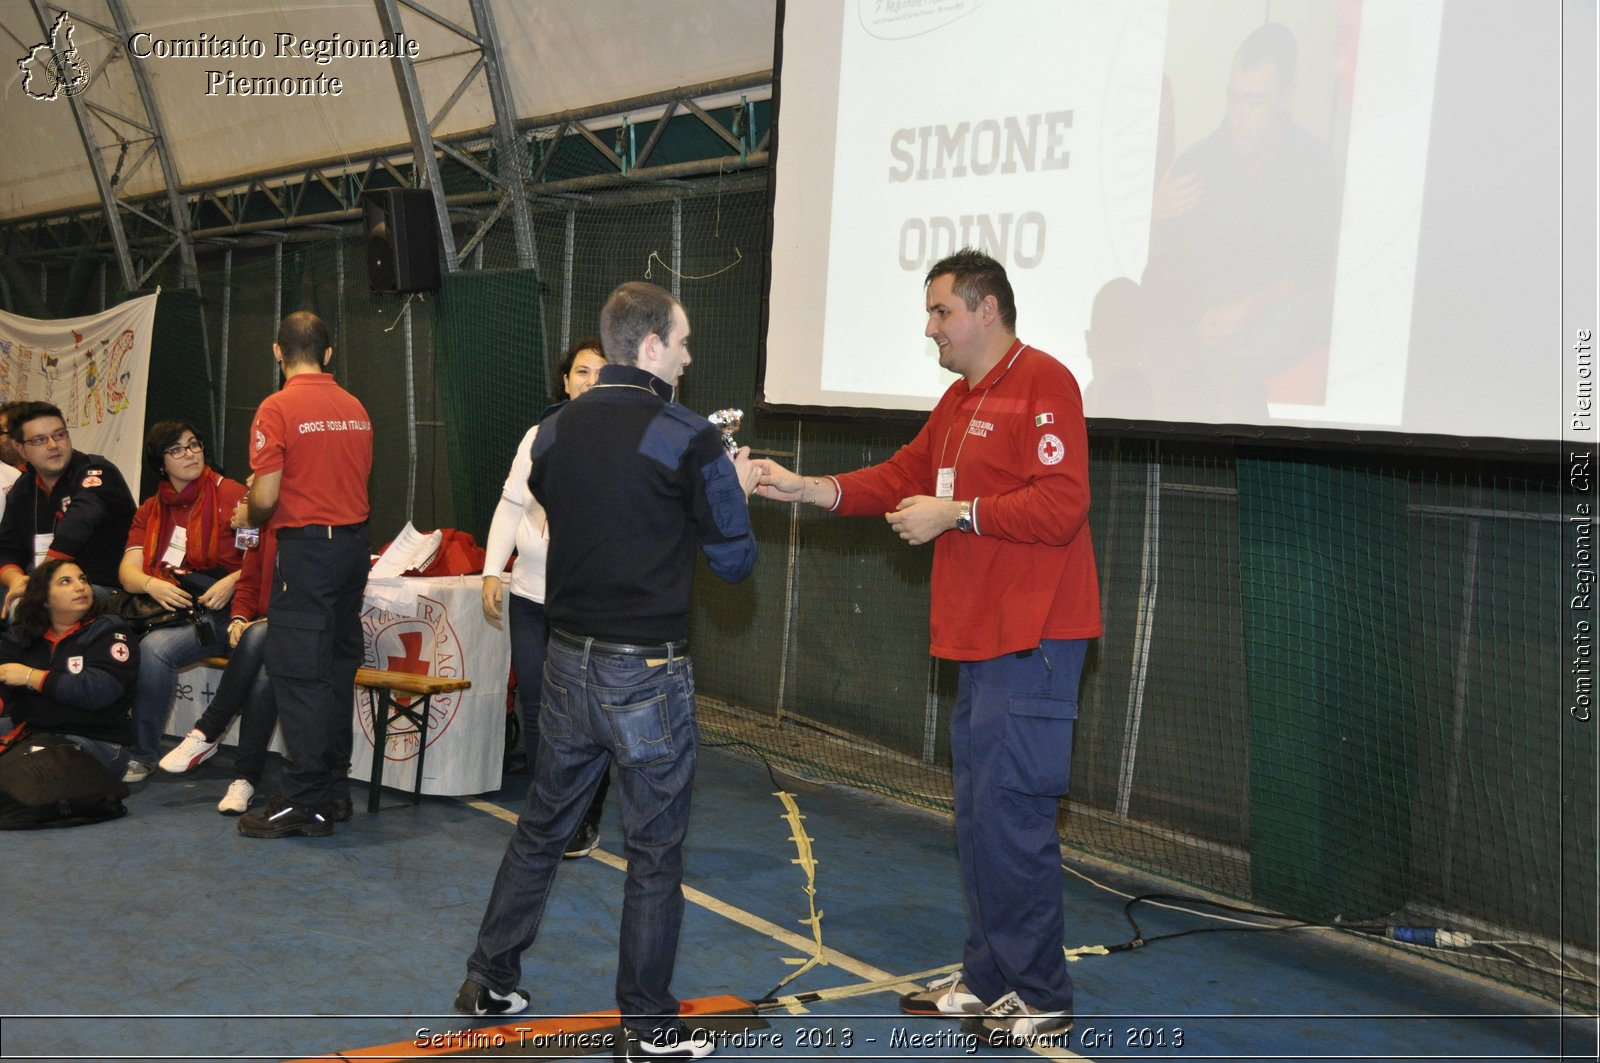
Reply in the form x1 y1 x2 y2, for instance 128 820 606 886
161 525 189 571
32 532 52 569
936 467 955 500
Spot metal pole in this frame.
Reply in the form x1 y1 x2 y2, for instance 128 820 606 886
561 210 576 356
670 199 683 300
218 248 232 461
403 299 418 522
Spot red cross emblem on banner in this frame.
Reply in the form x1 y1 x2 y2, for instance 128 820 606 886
386 630 431 707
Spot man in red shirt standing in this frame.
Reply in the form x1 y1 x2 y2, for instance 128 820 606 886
234 311 373 838
754 249 1101 1046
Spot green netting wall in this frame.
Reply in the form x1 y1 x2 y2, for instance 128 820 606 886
39 164 1595 1010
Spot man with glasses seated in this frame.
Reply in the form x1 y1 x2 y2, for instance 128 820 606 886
0 401 136 618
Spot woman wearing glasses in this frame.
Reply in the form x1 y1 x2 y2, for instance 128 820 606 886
117 421 248 782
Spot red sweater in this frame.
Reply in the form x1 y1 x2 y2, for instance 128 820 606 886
832 341 1102 661
229 528 277 622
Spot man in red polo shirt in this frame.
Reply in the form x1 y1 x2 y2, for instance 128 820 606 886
234 310 373 838
754 249 1100 1046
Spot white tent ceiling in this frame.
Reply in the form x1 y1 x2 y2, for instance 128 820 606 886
0 0 777 222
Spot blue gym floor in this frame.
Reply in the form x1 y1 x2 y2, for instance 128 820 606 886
1 738 1594 1062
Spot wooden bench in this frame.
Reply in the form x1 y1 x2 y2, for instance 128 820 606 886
200 657 471 813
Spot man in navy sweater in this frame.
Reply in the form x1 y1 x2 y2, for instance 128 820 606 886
454 281 759 1062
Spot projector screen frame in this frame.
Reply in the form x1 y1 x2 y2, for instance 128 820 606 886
755 0 1592 460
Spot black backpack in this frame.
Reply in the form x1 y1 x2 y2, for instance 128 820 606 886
0 727 129 829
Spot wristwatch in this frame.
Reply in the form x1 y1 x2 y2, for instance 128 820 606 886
954 500 973 533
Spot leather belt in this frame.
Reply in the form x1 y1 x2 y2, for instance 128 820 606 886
277 522 368 540
551 627 687 659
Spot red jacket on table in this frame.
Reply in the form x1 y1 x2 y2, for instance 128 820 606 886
830 340 1102 661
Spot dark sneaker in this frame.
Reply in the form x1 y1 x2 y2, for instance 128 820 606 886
328 797 354 822
962 990 1073 1045
620 1025 715 1060
453 977 529 1017
564 818 599 858
898 970 984 1016
237 799 333 838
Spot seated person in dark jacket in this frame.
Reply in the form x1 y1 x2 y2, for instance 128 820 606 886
0 559 139 774
0 402 136 615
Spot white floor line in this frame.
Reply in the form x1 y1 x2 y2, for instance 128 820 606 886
459 796 1085 1060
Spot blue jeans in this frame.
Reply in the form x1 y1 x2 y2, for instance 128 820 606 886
506 594 550 771
128 610 226 766
466 634 698 1037
952 638 1086 1014
194 621 278 784
508 594 610 826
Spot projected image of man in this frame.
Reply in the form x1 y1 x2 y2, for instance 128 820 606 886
754 249 1101 1046
1143 21 1339 420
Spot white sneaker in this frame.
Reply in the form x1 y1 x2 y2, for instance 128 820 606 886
218 779 254 815
159 729 220 774
622 1025 715 1060
967 990 1073 1045
122 760 151 784
898 970 984 1016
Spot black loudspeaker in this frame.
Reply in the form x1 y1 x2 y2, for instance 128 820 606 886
363 188 441 293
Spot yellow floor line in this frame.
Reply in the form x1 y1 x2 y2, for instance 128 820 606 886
458 795 1085 1061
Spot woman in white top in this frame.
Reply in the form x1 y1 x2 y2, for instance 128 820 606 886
481 337 608 857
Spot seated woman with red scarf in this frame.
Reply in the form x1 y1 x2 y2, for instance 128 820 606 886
118 421 246 782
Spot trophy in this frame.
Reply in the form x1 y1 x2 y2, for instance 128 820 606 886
708 408 744 457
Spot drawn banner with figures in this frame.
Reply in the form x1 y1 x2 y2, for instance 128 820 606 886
0 294 158 479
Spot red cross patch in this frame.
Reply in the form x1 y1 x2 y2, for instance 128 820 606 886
1037 433 1065 466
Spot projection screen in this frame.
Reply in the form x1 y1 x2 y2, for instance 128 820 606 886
762 0 1591 447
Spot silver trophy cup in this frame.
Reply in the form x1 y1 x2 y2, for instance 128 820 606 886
708 408 744 457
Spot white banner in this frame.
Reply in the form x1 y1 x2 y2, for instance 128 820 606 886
350 575 510 796
167 574 511 799
0 294 158 479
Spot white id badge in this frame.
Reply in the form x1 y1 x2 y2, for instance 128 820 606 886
32 533 52 568
161 526 188 570
936 467 956 500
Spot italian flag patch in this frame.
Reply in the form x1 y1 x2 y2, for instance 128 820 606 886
1035 412 1055 427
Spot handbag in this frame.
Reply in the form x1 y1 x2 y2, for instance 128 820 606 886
102 590 184 632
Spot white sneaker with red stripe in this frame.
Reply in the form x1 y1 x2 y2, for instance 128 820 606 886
159 729 220 773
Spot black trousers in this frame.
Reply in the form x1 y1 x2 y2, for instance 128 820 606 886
265 527 368 811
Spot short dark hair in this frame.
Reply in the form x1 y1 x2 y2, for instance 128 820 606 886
9 401 66 442
599 282 679 367
0 399 27 427
1236 22 1297 85
144 420 201 476
552 336 604 401
13 558 100 643
276 311 331 367
926 248 1017 331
